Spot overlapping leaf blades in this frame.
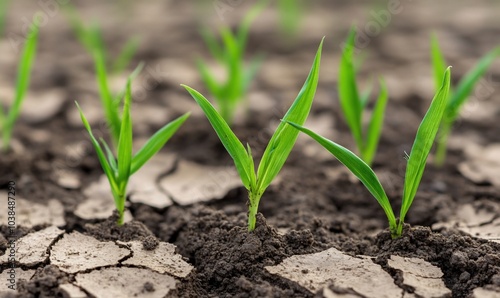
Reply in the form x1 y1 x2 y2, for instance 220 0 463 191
431 35 499 165
184 39 323 231
338 28 389 166
288 67 451 238
77 80 189 225
0 20 39 151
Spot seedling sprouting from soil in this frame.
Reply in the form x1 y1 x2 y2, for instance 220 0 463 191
65 4 140 75
0 21 39 152
431 35 499 166
196 1 266 125
338 28 388 166
76 80 189 225
183 39 323 231
65 5 141 146
287 67 451 239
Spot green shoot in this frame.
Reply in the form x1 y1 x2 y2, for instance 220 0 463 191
77 81 190 225
183 39 323 231
287 67 451 239
196 0 266 125
64 4 140 74
338 27 389 166
431 35 499 165
0 20 39 152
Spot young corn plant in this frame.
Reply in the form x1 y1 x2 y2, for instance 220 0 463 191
65 4 140 74
184 39 323 231
287 67 451 239
0 21 39 152
431 35 499 166
65 5 142 146
76 81 190 225
196 1 266 125
338 28 389 166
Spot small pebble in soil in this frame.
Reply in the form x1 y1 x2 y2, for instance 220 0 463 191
142 235 159 250
143 281 155 292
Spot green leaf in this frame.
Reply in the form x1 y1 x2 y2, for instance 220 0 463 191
131 112 190 175
400 67 451 222
182 85 255 189
430 34 447 92
196 59 221 99
112 36 140 74
238 0 267 47
338 28 363 150
101 137 118 174
200 28 224 62
116 80 133 184
114 62 145 107
447 47 500 121
363 78 388 165
63 4 93 52
285 121 397 230
359 79 373 109
256 38 323 192
94 46 121 144
76 101 117 191
3 20 39 150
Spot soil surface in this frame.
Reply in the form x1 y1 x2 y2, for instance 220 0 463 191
0 1 499 297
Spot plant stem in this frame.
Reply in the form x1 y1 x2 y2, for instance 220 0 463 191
114 190 126 226
247 191 262 232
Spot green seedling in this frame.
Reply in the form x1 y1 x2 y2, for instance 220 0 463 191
65 5 143 146
431 35 499 166
287 67 451 239
338 28 389 166
76 81 189 225
0 21 39 152
184 39 323 231
65 4 140 74
196 1 266 125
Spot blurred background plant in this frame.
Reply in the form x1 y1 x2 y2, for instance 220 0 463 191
196 0 267 125
431 35 500 166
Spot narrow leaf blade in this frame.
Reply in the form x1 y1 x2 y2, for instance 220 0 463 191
401 67 451 220
94 47 121 144
117 81 133 183
6 20 39 130
75 102 117 191
363 78 388 165
447 47 500 121
256 38 323 192
430 34 447 92
338 28 363 149
131 113 190 175
182 85 254 189
286 121 396 228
